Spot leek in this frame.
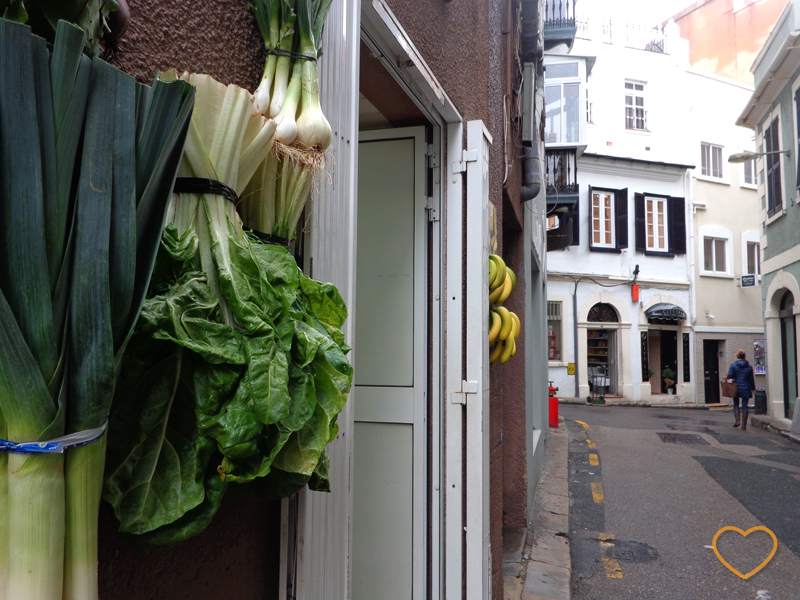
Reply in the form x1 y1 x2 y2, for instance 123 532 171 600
0 17 194 600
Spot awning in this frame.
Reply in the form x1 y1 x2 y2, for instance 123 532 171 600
646 303 686 321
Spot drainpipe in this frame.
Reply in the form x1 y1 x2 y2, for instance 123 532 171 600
520 0 544 202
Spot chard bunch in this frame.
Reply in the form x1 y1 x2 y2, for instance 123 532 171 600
242 0 333 240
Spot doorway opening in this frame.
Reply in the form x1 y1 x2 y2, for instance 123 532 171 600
587 303 619 396
703 340 721 404
780 290 797 418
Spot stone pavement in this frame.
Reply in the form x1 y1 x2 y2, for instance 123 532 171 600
504 419 571 600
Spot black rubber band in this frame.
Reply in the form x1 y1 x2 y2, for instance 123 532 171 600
266 48 317 62
249 230 291 248
173 177 239 205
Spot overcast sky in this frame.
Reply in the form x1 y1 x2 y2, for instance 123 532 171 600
578 0 699 27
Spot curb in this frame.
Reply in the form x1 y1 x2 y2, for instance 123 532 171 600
504 420 571 600
750 414 800 445
557 398 710 409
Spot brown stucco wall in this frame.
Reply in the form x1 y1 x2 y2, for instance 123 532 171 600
98 496 281 599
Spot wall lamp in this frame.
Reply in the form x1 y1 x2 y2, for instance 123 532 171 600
728 149 791 164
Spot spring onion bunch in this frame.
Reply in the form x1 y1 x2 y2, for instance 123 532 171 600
0 17 193 600
104 72 352 545
243 0 333 239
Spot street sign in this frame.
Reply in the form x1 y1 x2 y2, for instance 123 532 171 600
741 275 756 288
567 363 575 375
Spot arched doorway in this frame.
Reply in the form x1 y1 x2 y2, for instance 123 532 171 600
587 303 619 395
780 291 797 418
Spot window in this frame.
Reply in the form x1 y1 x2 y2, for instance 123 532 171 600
645 196 668 251
743 158 756 186
701 143 723 178
764 116 783 217
586 87 593 124
747 241 761 275
545 83 580 144
625 81 647 130
703 237 727 273
547 301 562 361
591 191 614 247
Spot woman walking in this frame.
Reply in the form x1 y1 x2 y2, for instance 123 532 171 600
728 349 757 430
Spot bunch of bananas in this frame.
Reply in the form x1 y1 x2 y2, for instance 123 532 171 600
488 254 521 364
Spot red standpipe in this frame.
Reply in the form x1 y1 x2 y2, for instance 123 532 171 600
548 382 559 427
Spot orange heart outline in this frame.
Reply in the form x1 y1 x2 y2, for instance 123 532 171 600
712 526 778 580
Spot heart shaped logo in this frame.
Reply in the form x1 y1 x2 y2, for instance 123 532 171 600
712 526 778 580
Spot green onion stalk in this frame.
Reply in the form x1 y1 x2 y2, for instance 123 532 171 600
243 0 332 240
0 409 6 600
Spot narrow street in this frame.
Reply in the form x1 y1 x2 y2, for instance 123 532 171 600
562 406 800 600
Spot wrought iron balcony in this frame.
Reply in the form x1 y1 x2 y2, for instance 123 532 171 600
544 0 576 30
546 149 579 198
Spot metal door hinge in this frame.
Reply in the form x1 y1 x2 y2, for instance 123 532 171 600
451 149 479 174
450 379 478 404
426 205 440 222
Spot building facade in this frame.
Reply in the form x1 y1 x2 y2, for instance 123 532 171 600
738 0 800 421
94 0 552 599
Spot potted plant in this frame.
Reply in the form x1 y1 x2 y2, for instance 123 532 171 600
647 368 655 383
662 367 677 394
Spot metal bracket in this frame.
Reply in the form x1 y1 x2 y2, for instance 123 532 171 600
451 149 479 174
450 379 478 404
426 206 440 222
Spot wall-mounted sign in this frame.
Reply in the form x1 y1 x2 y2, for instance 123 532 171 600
741 275 756 288
567 363 575 375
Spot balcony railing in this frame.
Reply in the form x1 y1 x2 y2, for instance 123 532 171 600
546 149 578 197
576 19 667 54
544 0 576 30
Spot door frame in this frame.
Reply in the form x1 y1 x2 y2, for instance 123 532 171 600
702 339 720 404
354 126 429 599
290 2 468 599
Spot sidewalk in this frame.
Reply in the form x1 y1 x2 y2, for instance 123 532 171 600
750 413 800 444
504 419 571 600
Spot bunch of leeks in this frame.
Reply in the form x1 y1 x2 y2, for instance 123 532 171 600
0 17 193 600
242 0 333 239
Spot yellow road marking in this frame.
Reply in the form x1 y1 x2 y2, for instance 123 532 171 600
600 542 623 578
768 439 786 447
586 439 597 448
598 533 615 541
591 482 604 503
589 453 599 466
576 420 590 430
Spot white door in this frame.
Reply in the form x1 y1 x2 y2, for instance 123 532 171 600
353 127 427 600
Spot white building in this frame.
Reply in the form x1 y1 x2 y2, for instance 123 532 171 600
546 19 766 405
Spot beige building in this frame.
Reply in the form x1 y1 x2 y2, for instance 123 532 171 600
689 69 766 403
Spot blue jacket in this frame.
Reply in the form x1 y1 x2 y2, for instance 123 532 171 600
727 359 756 399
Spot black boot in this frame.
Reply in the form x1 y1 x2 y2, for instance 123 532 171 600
732 406 740 428
741 411 749 431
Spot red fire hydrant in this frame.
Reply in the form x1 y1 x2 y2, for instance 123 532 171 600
548 381 559 427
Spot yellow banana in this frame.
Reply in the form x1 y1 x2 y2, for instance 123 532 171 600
500 337 514 364
506 266 516 292
488 283 504 304
490 342 503 364
510 336 517 357
488 310 502 343
488 259 497 287
496 306 512 340
498 272 513 303
510 311 521 341
489 255 506 290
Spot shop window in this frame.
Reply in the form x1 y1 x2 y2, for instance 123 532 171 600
547 301 562 361
587 303 619 322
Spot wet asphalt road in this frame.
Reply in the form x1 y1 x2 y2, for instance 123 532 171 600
561 405 800 600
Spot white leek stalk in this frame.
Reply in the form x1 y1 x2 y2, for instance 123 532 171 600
274 61 303 145
253 3 281 113
268 0 297 118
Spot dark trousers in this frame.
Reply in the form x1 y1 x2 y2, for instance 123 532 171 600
733 396 750 412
